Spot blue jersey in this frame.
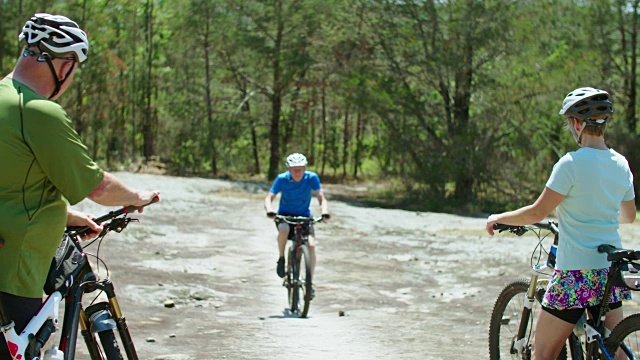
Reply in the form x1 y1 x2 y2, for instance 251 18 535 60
270 171 321 216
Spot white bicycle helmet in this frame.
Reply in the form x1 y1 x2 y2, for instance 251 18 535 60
559 87 613 121
285 153 308 167
560 87 613 145
19 13 89 63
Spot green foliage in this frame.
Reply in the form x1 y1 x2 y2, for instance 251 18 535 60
1 0 639 213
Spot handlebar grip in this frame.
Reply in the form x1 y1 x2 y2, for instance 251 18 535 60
322 214 331 219
493 224 512 231
493 223 528 236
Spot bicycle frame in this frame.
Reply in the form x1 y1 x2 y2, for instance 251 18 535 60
577 256 631 359
0 198 157 360
0 292 63 359
289 221 310 270
276 215 322 317
493 222 640 360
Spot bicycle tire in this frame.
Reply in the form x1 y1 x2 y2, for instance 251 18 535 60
488 279 567 360
98 329 124 360
287 247 298 313
297 244 312 318
606 313 640 358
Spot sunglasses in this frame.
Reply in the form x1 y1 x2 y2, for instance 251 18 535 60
23 48 77 63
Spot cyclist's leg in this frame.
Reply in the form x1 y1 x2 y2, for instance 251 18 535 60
307 224 316 277
276 223 290 277
0 292 41 360
602 303 625 359
308 235 316 276
532 310 575 360
276 222 290 258
604 302 624 331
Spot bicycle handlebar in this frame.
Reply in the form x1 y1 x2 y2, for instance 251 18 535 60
493 220 558 236
275 214 325 225
67 196 159 236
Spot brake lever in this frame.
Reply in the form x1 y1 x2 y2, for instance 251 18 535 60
108 217 137 233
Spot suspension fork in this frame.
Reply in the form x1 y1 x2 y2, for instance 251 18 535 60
79 305 102 360
513 274 540 354
101 279 139 360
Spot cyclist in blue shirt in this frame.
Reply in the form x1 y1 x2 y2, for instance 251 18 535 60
264 153 330 294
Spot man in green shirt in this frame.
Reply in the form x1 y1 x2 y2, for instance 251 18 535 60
0 13 160 360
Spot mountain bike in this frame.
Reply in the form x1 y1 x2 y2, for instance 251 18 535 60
275 215 325 318
489 221 640 359
0 197 158 360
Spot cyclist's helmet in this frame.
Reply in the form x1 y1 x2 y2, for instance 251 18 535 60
19 13 89 63
285 153 308 167
559 87 613 123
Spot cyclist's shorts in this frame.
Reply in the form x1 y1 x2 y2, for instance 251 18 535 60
542 301 622 324
542 268 631 312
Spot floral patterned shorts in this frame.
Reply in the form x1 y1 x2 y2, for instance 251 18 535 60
542 268 632 310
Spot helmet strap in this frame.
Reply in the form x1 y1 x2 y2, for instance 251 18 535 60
42 55 75 99
23 47 64 99
570 118 586 146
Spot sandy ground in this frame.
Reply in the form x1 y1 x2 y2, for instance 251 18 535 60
66 172 640 360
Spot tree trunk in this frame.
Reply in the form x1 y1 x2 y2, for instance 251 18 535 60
625 0 638 133
142 0 154 161
342 108 350 178
353 111 363 179
267 0 284 180
203 4 217 176
268 93 282 180
320 82 327 176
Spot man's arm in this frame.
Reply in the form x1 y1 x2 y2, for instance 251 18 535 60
87 171 159 209
315 189 329 218
264 192 277 217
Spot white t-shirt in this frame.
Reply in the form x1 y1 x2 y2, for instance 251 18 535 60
546 147 635 270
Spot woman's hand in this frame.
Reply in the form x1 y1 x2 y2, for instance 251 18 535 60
486 214 499 236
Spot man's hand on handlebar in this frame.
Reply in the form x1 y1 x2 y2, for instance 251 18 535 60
67 208 103 240
321 213 331 223
266 211 277 219
129 191 161 213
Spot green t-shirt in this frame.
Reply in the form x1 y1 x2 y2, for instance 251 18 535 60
0 77 103 298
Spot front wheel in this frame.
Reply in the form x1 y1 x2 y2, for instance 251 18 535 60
287 244 312 318
606 313 640 358
488 279 567 360
98 330 124 360
297 244 312 318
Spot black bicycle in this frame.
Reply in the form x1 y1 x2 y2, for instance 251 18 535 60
0 198 157 360
275 215 324 318
489 221 640 359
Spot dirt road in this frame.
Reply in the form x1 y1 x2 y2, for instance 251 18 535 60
69 172 640 359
